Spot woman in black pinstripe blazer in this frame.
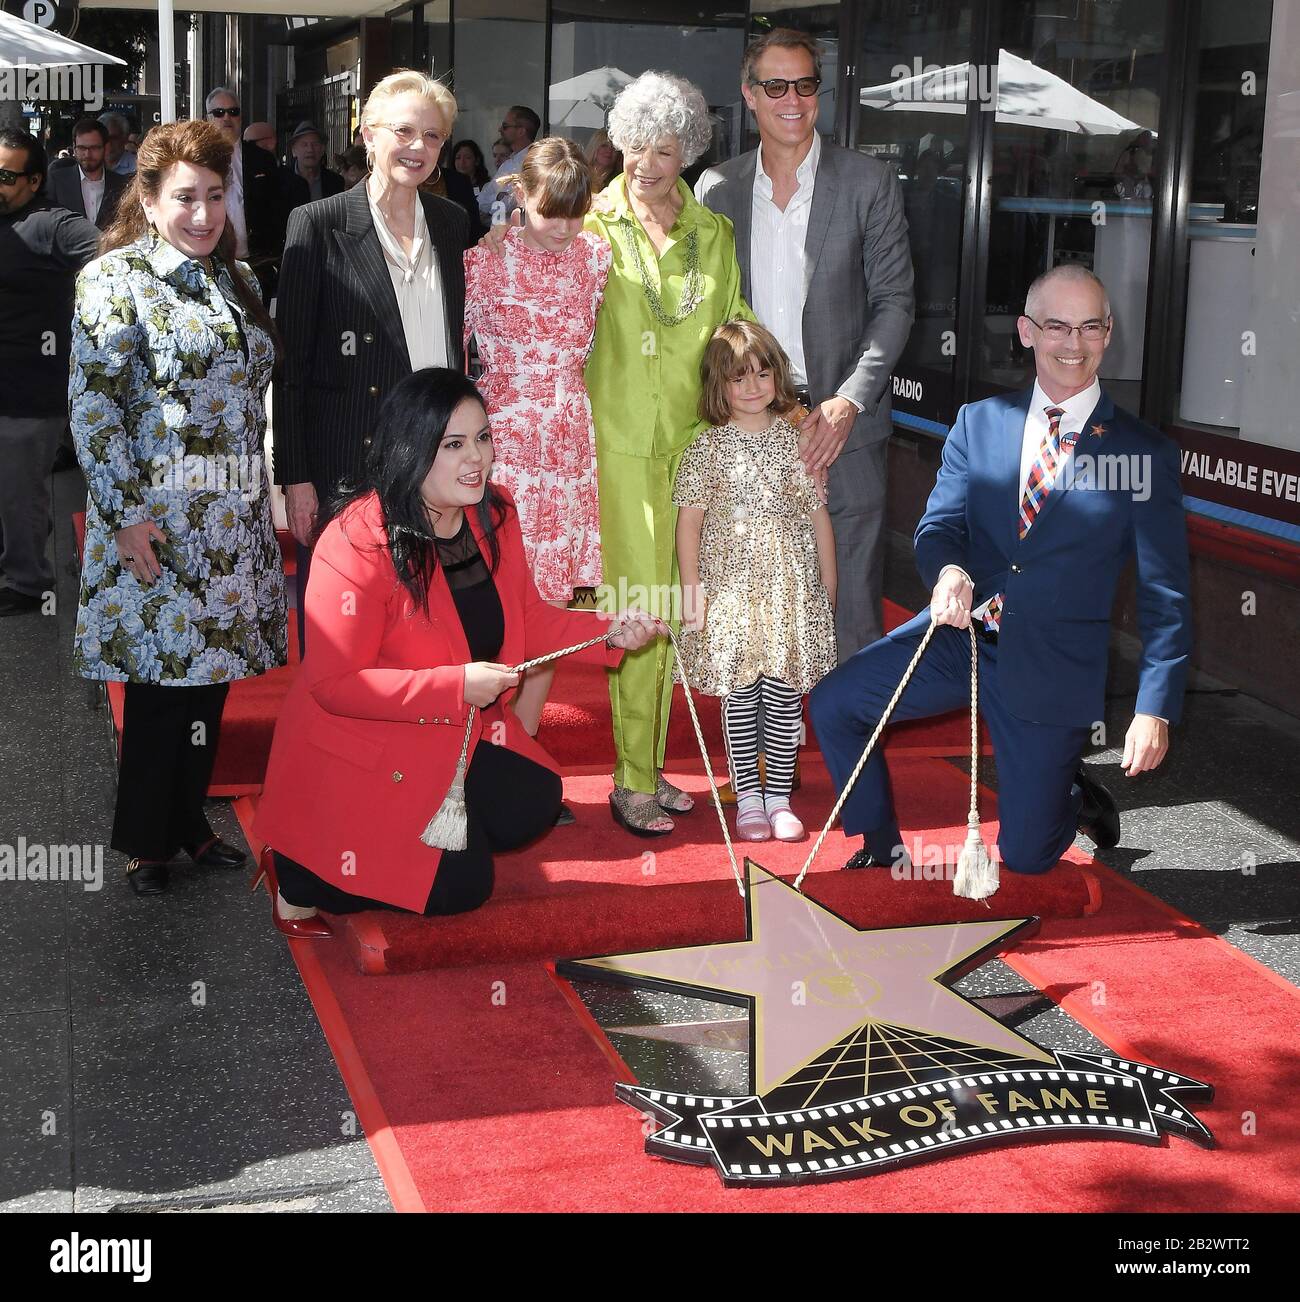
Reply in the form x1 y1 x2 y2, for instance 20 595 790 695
273 71 476 622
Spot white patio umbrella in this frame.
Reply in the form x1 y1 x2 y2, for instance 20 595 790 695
0 9 126 68
549 65 633 129
860 48 1141 135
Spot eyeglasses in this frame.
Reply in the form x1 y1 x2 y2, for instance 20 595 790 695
0 167 33 185
1024 315 1110 342
209 106 241 119
377 122 444 147
500 120 520 132
750 76 821 99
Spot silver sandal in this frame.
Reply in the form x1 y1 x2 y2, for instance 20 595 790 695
656 775 695 814
610 786 674 837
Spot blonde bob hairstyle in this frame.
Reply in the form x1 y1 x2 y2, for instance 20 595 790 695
699 319 797 428
359 70 458 149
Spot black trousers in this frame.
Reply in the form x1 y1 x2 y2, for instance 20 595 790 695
112 682 229 861
275 741 562 917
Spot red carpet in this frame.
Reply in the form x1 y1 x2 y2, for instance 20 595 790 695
317 756 1098 974
236 766 1300 1210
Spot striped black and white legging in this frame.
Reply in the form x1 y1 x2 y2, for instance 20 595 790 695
722 676 803 800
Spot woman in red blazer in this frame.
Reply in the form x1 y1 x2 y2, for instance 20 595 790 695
253 368 662 935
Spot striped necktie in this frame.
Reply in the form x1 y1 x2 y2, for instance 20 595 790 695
983 405 1067 633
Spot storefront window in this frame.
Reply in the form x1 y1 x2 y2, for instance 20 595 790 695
855 0 974 430
390 5 417 70
975 0 1167 414
750 5 842 150
423 0 452 81
1170 0 1273 437
548 2 746 167
455 0 547 170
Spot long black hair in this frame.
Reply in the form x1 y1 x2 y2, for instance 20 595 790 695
319 368 507 615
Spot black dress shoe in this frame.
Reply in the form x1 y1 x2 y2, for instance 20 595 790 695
184 837 248 869
553 803 576 827
843 845 913 873
1076 768 1120 849
0 588 41 617
843 848 883 870
127 859 169 895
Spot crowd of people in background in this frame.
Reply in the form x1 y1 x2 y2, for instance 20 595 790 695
1 25 1182 934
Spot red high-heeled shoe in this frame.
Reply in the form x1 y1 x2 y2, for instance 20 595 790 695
251 847 334 939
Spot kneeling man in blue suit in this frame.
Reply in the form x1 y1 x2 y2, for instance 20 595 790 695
810 265 1191 873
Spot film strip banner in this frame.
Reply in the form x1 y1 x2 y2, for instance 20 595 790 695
617 1052 1213 1186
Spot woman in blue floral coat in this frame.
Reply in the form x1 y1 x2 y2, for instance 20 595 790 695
71 120 287 895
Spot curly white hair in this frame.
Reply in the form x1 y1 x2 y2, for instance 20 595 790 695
606 71 713 166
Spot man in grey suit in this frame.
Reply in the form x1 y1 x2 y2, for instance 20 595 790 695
48 118 128 232
695 28 914 661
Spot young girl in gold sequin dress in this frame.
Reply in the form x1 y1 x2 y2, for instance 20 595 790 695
674 321 838 843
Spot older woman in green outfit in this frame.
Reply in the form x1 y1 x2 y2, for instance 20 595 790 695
586 72 752 836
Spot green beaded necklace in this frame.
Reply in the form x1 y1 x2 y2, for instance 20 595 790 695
618 217 704 328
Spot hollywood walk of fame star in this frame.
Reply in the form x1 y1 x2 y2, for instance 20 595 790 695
559 860 1054 1100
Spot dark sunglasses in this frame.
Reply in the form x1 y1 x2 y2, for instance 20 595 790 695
750 76 822 98
209 106 241 119
0 167 34 185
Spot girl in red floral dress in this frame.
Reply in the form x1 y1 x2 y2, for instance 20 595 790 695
464 137 611 737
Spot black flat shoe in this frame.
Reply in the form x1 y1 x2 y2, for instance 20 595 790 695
0 588 41 617
1076 768 1120 849
184 837 248 869
553 803 576 827
127 858 169 895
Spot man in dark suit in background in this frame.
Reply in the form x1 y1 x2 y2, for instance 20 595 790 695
0 129 99 616
696 28 915 662
811 265 1192 875
205 86 296 300
48 118 128 231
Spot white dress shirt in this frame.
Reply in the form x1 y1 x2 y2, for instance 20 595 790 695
79 168 105 224
225 145 249 259
750 132 820 386
948 377 1103 606
478 146 528 220
1018 377 1101 493
368 188 450 370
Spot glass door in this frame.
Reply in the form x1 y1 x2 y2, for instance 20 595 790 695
850 0 975 431
973 0 1168 413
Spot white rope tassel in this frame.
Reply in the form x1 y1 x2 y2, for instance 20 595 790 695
421 704 476 851
419 630 614 853
952 623 998 902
